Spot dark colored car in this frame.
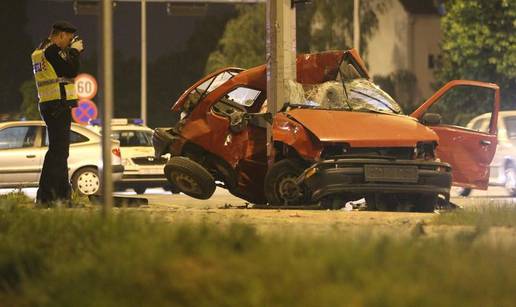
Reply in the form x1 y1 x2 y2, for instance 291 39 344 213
153 50 500 211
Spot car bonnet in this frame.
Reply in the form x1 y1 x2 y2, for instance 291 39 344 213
284 109 438 147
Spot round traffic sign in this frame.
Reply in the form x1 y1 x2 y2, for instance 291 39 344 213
74 73 98 100
72 99 98 125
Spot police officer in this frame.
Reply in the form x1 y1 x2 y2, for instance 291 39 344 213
31 21 84 204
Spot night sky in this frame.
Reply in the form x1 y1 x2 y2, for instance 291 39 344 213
28 0 216 60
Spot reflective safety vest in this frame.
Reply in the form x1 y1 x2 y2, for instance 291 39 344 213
31 46 77 103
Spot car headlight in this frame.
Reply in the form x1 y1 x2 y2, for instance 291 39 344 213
415 142 437 160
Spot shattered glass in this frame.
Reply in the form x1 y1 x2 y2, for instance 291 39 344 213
285 79 402 114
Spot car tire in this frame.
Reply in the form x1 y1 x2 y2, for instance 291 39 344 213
163 183 181 194
264 159 309 205
164 156 215 200
365 194 397 211
366 193 436 212
72 167 101 196
457 188 472 197
133 186 146 194
415 194 437 213
504 167 516 196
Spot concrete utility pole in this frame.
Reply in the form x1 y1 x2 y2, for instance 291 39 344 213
353 0 360 52
101 0 114 214
266 0 296 115
141 0 147 124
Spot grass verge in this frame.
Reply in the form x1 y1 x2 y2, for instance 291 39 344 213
434 202 516 227
0 203 514 307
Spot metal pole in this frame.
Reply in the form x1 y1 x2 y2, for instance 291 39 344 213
141 0 147 124
101 0 114 214
353 0 360 52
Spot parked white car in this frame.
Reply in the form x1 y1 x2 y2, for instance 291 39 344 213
460 111 516 196
0 120 123 195
88 119 168 194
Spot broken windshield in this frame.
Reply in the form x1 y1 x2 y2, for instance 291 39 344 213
289 79 402 114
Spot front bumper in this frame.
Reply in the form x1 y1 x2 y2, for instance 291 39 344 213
300 158 452 201
112 165 124 182
117 164 167 187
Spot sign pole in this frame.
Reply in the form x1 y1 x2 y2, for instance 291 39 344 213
141 0 147 124
101 0 114 215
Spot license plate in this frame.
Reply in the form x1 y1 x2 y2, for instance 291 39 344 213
140 168 162 175
364 165 418 183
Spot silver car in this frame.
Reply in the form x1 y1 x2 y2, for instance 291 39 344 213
461 111 516 196
0 121 124 195
87 119 169 194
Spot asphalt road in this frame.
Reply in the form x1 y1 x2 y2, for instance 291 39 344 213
1 186 514 209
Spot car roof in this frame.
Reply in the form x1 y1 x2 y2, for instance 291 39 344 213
470 111 516 123
111 124 153 132
0 120 101 139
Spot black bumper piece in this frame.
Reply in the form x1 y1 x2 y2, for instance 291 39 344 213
152 127 180 157
300 158 452 201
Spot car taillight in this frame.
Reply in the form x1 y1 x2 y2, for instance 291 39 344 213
112 147 121 158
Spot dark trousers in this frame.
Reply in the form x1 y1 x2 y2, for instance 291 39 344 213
36 100 73 203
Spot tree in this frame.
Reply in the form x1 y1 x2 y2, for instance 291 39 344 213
307 0 384 53
205 0 386 73
19 80 39 120
149 7 237 127
0 0 33 114
437 0 516 109
205 5 265 73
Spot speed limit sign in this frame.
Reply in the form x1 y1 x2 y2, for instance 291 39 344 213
74 73 98 100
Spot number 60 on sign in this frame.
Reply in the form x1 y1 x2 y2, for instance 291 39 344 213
74 73 98 100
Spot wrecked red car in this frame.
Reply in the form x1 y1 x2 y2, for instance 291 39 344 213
153 50 499 211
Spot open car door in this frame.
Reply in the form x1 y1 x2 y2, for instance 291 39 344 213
411 80 500 190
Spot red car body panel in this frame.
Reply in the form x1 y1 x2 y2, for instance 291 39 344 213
286 109 438 147
272 113 324 160
411 80 500 189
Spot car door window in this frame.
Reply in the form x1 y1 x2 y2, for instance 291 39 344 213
225 87 261 107
184 70 240 113
424 85 494 131
44 130 89 146
470 118 489 133
504 117 516 139
111 131 152 147
0 126 37 149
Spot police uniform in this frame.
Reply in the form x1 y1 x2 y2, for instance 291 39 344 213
31 21 81 203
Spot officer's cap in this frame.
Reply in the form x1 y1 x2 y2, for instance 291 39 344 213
52 21 77 33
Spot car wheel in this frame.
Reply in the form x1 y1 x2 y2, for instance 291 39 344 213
415 194 438 213
264 159 309 205
457 188 472 197
164 156 215 200
366 193 436 212
163 183 181 194
504 167 516 196
365 194 397 211
72 167 100 196
133 186 146 194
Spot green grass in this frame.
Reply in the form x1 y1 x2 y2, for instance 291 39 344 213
434 202 516 227
0 204 514 307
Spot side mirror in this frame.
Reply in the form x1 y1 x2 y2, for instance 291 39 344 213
421 113 442 126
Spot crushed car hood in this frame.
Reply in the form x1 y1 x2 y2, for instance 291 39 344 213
285 109 438 147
